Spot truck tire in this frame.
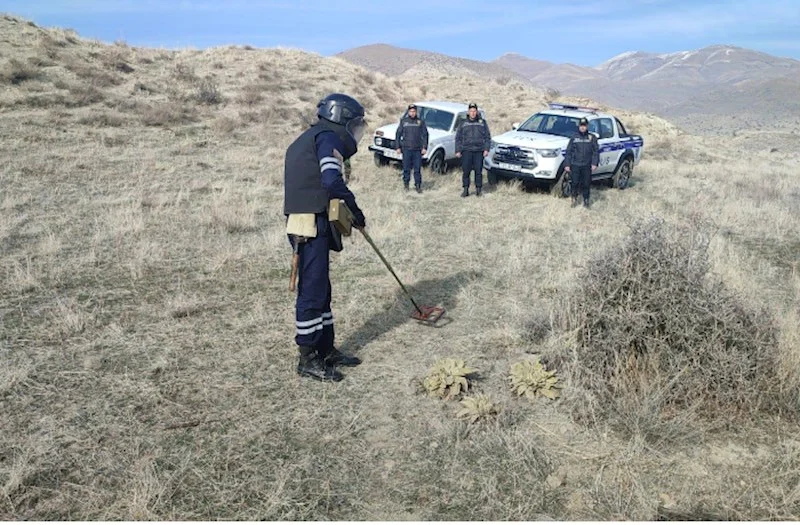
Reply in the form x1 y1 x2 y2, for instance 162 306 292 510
374 152 389 167
428 149 446 174
550 167 570 197
612 157 632 189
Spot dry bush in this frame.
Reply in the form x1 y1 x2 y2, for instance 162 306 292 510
212 116 239 134
237 84 263 106
65 59 121 87
174 63 197 82
1 58 43 84
67 83 105 107
558 217 790 439
21 93 67 108
545 87 562 99
139 102 198 127
102 48 135 74
194 78 223 105
77 111 125 127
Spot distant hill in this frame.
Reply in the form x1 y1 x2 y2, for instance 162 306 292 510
336 44 527 83
338 43 800 125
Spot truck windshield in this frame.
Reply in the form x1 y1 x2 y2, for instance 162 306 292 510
405 107 454 131
517 113 581 137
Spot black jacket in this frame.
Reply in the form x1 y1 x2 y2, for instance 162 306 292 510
455 117 491 152
396 116 429 150
564 131 599 168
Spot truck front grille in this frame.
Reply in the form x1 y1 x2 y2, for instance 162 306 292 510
377 137 396 149
493 146 537 169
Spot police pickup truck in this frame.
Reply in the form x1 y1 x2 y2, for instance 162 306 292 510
369 101 485 175
485 103 644 196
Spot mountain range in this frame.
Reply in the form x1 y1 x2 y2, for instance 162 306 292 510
338 44 800 126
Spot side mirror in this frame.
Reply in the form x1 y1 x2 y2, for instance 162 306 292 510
590 131 600 139
512 122 520 130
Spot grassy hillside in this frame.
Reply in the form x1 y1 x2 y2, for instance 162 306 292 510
1 14 799 520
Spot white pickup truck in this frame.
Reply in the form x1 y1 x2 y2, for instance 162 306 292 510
368 101 485 175
485 103 644 196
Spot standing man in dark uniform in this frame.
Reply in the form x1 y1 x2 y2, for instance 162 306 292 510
284 93 368 382
395 104 429 193
455 103 491 197
564 117 599 209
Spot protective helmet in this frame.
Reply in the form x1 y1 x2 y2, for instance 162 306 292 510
317 93 367 157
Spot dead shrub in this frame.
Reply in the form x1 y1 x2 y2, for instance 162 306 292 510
140 102 198 127
22 93 67 108
545 87 561 99
67 83 105 106
65 60 121 87
557 217 791 439
237 84 263 106
194 78 223 105
212 116 239 134
78 111 125 127
358 71 377 85
174 63 197 83
1 58 43 84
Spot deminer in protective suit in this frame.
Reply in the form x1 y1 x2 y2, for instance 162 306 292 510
284 94 368 382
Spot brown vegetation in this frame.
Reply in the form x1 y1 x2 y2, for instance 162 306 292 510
0 14 798 521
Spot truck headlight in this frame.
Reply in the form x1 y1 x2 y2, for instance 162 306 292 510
490 141 498 149
536 148 560 158
374 137 381 146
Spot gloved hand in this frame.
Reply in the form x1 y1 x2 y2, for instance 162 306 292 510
353 209 366 229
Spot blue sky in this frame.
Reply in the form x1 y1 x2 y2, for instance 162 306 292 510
3 0 800 65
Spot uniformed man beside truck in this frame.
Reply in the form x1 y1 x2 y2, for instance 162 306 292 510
284 93 368 382
395 103 429 193
455 102 491 197
563 116 599 209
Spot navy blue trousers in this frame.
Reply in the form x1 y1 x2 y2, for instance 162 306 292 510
570 165 592 201
289 214 334 356
461 150 484 189
402 149 422 187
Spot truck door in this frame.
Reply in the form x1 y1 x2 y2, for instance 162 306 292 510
590 117 619 176
448 112 467 160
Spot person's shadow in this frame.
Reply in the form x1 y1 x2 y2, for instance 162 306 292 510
339 270 481 355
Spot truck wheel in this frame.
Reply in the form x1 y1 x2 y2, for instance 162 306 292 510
374 152 389 167
428 150 446 174
550 168 570 197
612 158 632 189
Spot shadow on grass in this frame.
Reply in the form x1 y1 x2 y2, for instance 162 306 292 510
339 270 481 355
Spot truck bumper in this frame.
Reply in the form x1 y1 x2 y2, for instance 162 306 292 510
485 157 560 181
370 146 431 165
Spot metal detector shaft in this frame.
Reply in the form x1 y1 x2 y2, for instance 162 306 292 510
358 228 425 316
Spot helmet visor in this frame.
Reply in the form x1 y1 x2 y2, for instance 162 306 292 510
346 116 367 144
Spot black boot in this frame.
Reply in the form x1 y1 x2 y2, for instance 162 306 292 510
403 182 409 191
475 187 483 197
571 195 579 208
297 348 344 382
583 198 590 209
461 187 469 198
415 185 422 194
325 347 362 367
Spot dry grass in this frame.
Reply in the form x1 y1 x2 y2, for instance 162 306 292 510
0 14 798 521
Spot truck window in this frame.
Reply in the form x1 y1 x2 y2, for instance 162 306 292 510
615 118 629 137
454 113 467 131
599 118 614 139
